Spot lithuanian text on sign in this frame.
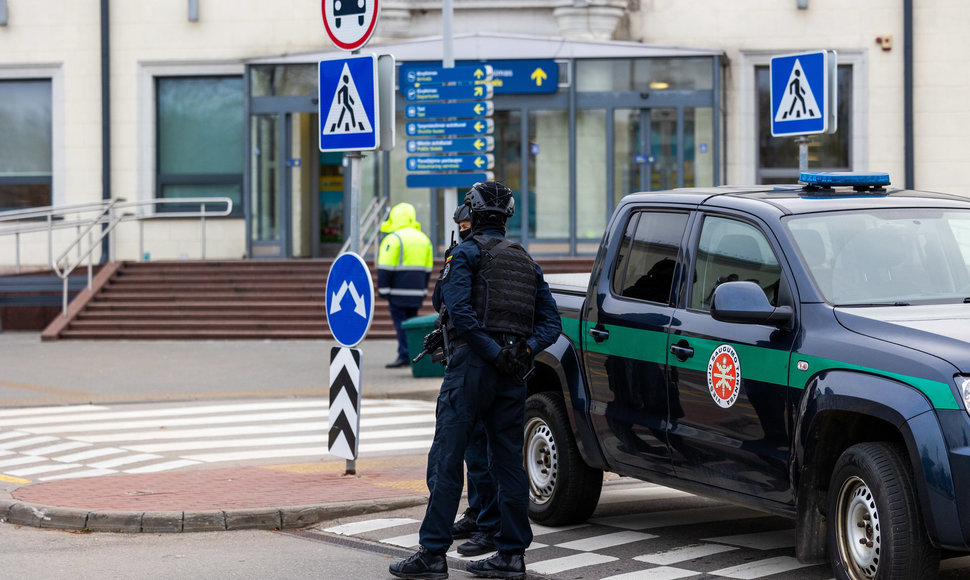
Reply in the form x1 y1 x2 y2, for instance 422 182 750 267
407 154 494 172
405 84 493 102
405 119 494 137
403 65 493 86
406 137 494 154
405 102 493 120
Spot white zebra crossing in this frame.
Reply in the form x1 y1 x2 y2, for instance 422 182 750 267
0 399 436 482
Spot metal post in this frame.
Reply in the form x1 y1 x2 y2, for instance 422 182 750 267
200 203 206 260
441 0 458 251
87 230 93 289
139 221 144 261
796 136 810 174
15 232 20 273
62 278 68 316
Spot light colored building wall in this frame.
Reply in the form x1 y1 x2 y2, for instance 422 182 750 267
633 0 902 186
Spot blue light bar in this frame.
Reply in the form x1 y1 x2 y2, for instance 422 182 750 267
800 172 891 189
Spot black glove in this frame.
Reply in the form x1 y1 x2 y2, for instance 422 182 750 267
494 339 531 377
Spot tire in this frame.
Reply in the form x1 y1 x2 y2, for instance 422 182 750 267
826 441 939 580
524 392 603 525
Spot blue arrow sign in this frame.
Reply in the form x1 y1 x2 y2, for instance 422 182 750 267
319 55 379 152
406 137 494 154
407 155 494 172
406 172 494 189
403 65 493 86
405 102 493 120
400 60 559 95
325 252 374 347
405 84 493 102
405 119 494 137
770 50 834 137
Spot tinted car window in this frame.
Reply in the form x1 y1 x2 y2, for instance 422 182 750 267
691 216 781 310
611 211 688 304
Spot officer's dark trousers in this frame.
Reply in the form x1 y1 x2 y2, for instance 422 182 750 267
419 346 532 554
465 422 499 531
388 303 419 360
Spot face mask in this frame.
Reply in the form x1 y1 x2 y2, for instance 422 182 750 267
459 228 472 241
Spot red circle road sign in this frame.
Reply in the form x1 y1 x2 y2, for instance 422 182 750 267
322 0 380 52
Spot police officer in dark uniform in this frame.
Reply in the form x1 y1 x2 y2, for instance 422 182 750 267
390 181 561 580
433 204 500 557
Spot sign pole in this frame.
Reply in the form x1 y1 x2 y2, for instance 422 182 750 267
796 136 810 174
442 0 459 247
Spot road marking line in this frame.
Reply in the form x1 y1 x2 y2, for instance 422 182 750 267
0 405 109 418
0 436 59 449
0 474 29 483
383 532 420 548
634 543 738 565
527 553 618 575
40 468 117 481
0 456 46 468
22 441 91 456
89 453 163 469
53 448 127 462
531 523 590 536
557 530 659 551
600 566 700 580
708 555 811 579
7 463 83 476
324 518 420 535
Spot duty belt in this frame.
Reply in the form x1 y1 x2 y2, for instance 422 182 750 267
451 332 524 350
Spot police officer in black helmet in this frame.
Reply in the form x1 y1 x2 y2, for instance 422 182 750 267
390 181 561 579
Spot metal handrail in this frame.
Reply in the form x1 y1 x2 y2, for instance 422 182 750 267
340 196 390 264
0 197 233 315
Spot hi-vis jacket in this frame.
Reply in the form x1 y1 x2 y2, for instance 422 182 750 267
377 202 433 308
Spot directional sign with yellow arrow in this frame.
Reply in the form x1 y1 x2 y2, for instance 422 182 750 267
406 137 495 154
405 101 494 120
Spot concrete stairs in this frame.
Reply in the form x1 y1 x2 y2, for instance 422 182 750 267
42 257 593 340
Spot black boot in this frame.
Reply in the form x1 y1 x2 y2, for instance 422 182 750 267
457 531 497 557
389 546 448 579
466 551 525 579
451 508 480 540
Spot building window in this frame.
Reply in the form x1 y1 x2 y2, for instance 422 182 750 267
156 76 243 214
756 65 852 184
0 79 52 210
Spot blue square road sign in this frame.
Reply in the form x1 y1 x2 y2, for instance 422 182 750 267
319 55 379 152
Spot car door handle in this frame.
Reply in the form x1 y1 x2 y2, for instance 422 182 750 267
669 342 694 362
588 327 610 343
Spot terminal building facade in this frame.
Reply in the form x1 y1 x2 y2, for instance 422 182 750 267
0 1 962 263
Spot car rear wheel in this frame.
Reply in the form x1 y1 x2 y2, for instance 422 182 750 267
524 392 603 525
826 441 938 580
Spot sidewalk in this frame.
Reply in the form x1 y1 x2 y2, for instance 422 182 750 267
0 332 442 532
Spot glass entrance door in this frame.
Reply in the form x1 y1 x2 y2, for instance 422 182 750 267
250 113 285 257
613 107 690 207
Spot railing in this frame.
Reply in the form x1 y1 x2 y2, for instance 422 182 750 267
0 197 233 314
341 196 390 268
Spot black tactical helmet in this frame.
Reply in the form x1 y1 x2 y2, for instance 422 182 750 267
453 203 471 224
464 181 515 218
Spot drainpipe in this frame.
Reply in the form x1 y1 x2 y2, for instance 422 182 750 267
904 0 913 189
100 0 112 262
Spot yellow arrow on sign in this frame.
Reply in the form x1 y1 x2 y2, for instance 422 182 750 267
474 86 484 97
474 156 485 168
474 68 485 79
474 121 485 132
474 139 485 151
473 103 485 115
531 68 548 86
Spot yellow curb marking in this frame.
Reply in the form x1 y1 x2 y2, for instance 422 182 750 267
373 480 428 493
0 474 30 484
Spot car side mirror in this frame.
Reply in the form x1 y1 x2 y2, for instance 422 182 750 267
711 281 792 326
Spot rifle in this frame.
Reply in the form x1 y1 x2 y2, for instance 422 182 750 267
411 326 445 364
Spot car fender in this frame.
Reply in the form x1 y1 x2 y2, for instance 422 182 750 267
794 369 961 553
533 334 608 470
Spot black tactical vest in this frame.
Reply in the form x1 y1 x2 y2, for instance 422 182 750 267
469 234 537 337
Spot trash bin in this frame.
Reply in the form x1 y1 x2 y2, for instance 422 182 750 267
402 314 445 378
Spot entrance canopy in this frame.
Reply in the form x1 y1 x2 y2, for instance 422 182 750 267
247 32 725 65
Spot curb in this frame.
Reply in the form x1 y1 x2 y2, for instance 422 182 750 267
0 496 429 533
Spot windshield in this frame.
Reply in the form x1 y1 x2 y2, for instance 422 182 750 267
786 209 970 305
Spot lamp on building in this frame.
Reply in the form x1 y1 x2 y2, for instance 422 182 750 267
0 0 8 27
649 81 670 90
797 0 808 9
188 0 199 22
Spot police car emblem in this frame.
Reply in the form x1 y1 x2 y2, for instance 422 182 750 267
707 344 741 408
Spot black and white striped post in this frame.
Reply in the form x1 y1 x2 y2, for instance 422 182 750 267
329 346 361 470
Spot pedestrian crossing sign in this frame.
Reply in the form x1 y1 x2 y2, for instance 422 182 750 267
770 50 837 137
319 54 379 151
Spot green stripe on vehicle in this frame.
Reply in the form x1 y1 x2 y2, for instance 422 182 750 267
561 319 960 411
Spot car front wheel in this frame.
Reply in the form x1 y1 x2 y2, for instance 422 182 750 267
524 392 602 525
826 441 938 580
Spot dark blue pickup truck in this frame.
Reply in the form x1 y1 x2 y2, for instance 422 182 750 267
524 173 970 579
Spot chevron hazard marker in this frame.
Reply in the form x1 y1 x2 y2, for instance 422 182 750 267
329 346 362 461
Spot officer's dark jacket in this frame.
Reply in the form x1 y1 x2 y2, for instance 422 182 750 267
434 227 561 362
